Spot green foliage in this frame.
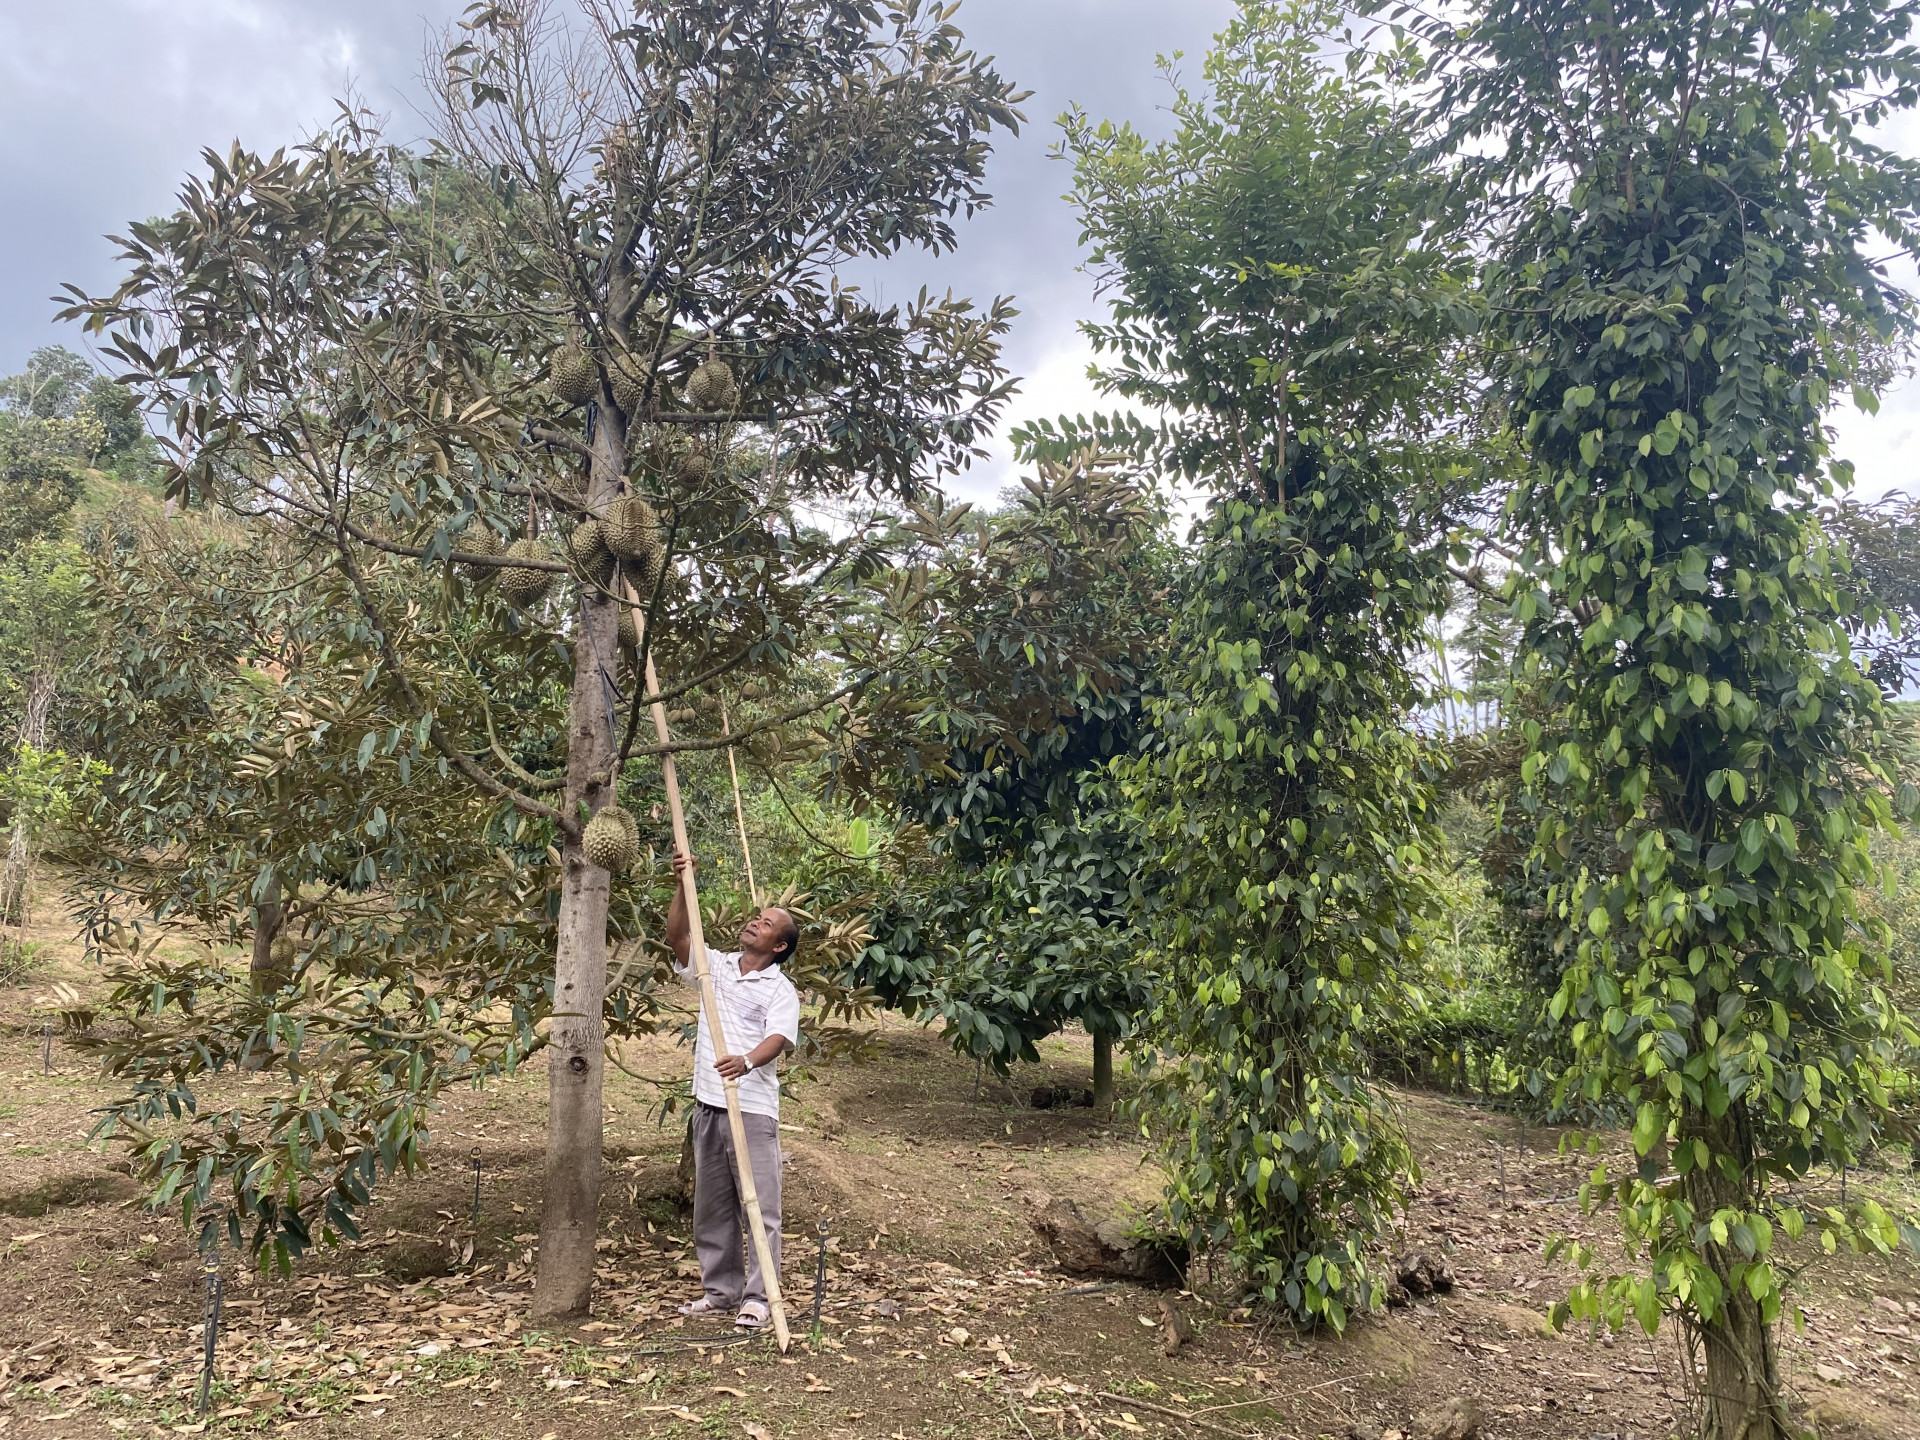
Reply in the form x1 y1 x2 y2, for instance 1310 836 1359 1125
1822 491 1920 691
0 538 90 721
1123 495 1444 1329
0 347 96 421
0 742 103 845
58 0 1027 1281
835 449 1172 1072
1064 0 1480 1327
67 509 571 1261
0 346 150 484
1418 0 1920 1425
1059 1 1474 501
1375 805 1542 1096
0 417 86 559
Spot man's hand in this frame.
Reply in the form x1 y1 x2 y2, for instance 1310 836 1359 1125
713 1036 788 1083
672 850 696 879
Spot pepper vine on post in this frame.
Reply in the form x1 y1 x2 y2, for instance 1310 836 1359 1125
1415 0 1920 1433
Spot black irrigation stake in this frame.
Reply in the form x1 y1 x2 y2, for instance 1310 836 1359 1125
197 1256 224 1414
469 1146 483 1260
810 1217 830 1343
40 1021 51 1075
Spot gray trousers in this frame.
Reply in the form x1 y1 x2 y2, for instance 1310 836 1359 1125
691 1102 783 1307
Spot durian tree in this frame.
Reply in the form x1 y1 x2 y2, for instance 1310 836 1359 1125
67 503 568 1254
831 447 1172 1107
67 0 1020 1317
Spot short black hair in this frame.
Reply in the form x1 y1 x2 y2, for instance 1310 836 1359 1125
768 909 799 966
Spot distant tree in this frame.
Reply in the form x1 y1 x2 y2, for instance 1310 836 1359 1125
0 347 95 421
79 375 146 463
1822 491 1920 692
0 538 91 924
0 422 85 558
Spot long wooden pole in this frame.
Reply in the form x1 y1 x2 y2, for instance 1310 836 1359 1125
626 583 790 1351
721 702 759 907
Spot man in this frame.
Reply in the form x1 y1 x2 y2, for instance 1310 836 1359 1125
666 849 801 1331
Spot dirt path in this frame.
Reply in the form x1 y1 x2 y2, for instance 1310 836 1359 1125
0 892 1914 1439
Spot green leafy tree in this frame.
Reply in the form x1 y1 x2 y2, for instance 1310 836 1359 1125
0 346 149 471
67 506 570 1260
1822 490 1920 691
67 0 1022 1316
0 347 95 420
1419 0 1920 1430
0 538 92 923
837 449 1171 1105
1062 0 1482 1327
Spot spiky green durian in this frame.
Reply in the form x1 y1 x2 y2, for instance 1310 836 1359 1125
582 805 639 872
549 348 596 407
685 357 737 411
498 539 557 607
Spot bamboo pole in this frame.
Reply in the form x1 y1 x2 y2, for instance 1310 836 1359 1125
625 583 790 1351
721 702 759 907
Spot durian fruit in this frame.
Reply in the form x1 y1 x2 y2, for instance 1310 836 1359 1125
603 495 661 561
609 352 653 417
675 448 713 486
568 518 615 586
616 605 640 650
582 804 639 873
498 539 557 608
629 545 669 596
666 707 697 725
740 681 763 701
544 460 587 502
686 356 737 411
549 347 596 407
456 524 504 566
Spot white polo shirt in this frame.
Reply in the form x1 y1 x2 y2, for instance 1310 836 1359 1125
677 947 801 1120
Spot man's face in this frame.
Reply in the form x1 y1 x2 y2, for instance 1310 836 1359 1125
739 906 795 968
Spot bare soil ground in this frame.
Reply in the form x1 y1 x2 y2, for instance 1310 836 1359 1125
0 882 1915 1440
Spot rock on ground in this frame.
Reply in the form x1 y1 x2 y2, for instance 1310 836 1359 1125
1021 1189 1183 1285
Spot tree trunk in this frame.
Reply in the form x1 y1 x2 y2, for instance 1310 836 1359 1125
1682 1107 1788 1440
248 872 285 995
1091 1027 1115 1114
531 411 624 1320
0 824 28 931
0 667 56 927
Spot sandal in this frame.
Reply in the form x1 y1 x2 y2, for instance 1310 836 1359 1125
677 1296 732 1318
734 1300 769 1331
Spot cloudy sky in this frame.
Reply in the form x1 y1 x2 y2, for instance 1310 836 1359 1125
2 0 1914 503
